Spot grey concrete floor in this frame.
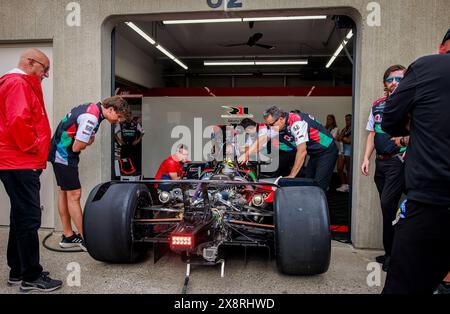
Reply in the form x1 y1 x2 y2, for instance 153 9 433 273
0 227 385 294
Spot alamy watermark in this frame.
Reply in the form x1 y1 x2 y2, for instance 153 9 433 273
66 2 81 27
66 262 81 287
366 262 382 287
367 2 381 27
170 118 279 172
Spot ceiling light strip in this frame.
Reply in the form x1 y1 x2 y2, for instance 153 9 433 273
325 30 353 69
156 44 176 60
242 16 327 22
255 61 308 65
163 18 242 24
163 16 327 24
205 60 308 66
205 61 255 66
125 22 156 45
125 22 188 70
173 58 189 70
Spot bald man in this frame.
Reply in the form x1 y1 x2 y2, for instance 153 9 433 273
0 48 62 292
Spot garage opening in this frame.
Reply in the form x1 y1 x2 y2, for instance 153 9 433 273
111 13 355 242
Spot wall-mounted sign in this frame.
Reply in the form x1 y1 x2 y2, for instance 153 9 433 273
207 0 243 10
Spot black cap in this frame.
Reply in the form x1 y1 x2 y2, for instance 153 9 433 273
442 28 450 45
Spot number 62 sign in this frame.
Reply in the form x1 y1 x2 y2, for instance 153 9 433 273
207 0 243 9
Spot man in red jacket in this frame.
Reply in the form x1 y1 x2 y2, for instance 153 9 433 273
0 49 62 292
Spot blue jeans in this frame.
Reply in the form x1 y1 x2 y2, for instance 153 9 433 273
158 174 173 192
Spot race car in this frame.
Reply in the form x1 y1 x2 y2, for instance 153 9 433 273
83 159 331 275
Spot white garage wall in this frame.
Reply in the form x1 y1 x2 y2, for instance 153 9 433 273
115 33 164 88
142 96 352 178
0 44 54 229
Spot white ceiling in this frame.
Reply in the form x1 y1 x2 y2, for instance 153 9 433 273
115 16 354 83
116 17 351 60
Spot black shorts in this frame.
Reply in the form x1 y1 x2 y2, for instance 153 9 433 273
51 163 81 191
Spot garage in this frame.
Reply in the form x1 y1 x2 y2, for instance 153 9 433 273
1 0 449 298
111 13 355 241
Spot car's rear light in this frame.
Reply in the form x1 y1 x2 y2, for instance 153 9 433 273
170 234 195 250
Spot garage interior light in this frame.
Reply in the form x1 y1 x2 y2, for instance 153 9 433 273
326 30 353 69
242 16 327 22
204 60 308 66
125 21 188 70
163 16 327 25
163 18 242 24
125 22 156 45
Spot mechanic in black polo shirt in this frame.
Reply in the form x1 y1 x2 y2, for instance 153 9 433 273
381 28 450 294
115 113 144 174
361 65 407 272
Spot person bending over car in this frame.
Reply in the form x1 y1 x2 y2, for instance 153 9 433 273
155 145 189 190
47 96 128 250
238 106 338 191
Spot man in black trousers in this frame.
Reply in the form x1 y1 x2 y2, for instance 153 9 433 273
381 28 450 294
0 49 62 292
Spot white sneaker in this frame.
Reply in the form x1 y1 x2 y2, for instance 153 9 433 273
336 184 349 192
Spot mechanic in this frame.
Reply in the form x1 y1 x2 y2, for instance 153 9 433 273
360 64 407 272
47 96 128 250
381 28 450 294
236 118 269 159
155 144 189 190
239 106 338 191
0 49 63 292
114 113 144 174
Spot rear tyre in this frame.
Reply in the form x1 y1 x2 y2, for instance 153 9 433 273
83 182 151 263
274 184 331 275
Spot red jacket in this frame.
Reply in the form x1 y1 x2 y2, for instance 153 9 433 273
0 73 51 169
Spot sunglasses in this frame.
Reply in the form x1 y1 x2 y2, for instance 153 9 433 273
385 76 402 84
28 58 50 74
266 117 280 127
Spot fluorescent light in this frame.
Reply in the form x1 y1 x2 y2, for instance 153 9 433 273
326 30 353 68
163 16 327 25
346 30 354 39
243 16 327 22
156 44 176 60
125 21 188 70
163 18 242 24
205 61 255 66
205 60 308 66
255 60 308 65
325 56 337 68
173 58 189 70
125 22 156 45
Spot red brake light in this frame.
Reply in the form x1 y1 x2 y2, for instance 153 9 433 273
170 234 195 250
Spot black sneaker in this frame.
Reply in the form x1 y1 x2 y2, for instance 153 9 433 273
375 255 386 264
59 233 83 249
75 233 88 252
382 256 391 272
7 276 21 286
79 239 87 252
7 271 49 286
20 273 62 292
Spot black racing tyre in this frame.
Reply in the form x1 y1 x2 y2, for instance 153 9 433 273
83 182 151 263
274 184 331 275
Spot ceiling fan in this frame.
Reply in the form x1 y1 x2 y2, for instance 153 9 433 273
221 33 276 50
